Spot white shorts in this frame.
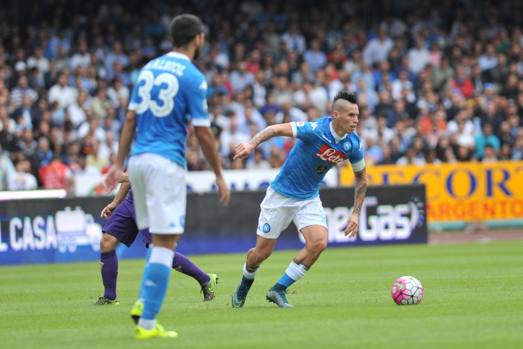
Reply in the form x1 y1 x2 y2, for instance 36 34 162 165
256 187 327 239
127 153 186 235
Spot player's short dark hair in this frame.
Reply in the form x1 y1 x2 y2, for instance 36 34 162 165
170 14 205 47
333 91 357 104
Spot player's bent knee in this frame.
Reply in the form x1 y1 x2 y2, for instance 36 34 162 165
318 239 328 252
252 237 276 261
100 233 118 253
308 239 328 254
253 247 272 261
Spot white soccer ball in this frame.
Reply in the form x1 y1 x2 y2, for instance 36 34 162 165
391 275 424 305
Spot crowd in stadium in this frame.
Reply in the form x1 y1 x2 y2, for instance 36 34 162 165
0 0 522 193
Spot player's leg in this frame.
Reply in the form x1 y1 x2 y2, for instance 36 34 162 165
172 252 218 301
291 225 328 267
137 228 217 301
267 225 328 308
267 197 328 308
129 154 184 339
231 236 277 307
97 200 141 305
232 187 293 308
97 233 119 304
137 234 180 336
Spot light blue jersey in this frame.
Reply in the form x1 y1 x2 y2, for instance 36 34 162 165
128 52 209 168
271 117 365 200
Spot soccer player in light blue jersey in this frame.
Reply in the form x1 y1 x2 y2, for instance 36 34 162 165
105 14 230 339
231 91 368 308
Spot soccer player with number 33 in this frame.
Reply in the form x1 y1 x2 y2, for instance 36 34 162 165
105 14 230 340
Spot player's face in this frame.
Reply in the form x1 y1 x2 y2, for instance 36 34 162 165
337 103 359 133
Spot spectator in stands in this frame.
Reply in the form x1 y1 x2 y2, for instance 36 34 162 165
304 38 327 72
0 0 520 194
0 143 15 190
72 155 102 196
38 155 72 190
48 71 77 110
482 144 498 163
475 123 501 159
10 75 37 109
8 158 37 190
363 25 394 67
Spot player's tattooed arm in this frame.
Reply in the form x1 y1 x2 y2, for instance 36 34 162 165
249 123 294 147
352 168 368 216
343 167 367 237
234 123 294 160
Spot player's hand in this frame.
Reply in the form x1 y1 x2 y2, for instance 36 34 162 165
118 172 129 183
343 213 359 238
215 175 230 206
233 142 255 160
103 165 125 193
101 201 118 219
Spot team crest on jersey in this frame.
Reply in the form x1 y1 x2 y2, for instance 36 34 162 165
316 144 346 164
343 142 351 151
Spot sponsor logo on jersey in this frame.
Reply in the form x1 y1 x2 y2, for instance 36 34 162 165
316 145 346 164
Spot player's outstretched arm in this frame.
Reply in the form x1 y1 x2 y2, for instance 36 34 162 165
100 181 131 219
343 167 368 237
233 123 294 160
194 126 230 205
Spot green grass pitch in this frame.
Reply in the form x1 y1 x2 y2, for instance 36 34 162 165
1 240 522 349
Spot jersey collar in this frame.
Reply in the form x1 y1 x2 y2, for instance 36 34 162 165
167 51 191 61
329 121 347 143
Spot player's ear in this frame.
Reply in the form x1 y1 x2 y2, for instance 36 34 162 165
196 33 205 47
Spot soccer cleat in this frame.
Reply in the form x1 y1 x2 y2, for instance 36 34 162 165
231 286 247 308
130 299 144 324
94 296 120 306
266 289 293 308
135 323 178 340
231 277 254 308
201 273 219 301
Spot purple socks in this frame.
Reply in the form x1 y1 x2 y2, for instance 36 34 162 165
100 250 208 300
100 251 118 300
172 252 210 286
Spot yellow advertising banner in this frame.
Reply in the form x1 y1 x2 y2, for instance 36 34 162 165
339 161 523 222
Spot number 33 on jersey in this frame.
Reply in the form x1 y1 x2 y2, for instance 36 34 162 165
128 52 210 168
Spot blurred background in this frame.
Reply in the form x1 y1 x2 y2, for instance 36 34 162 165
0 0 522 262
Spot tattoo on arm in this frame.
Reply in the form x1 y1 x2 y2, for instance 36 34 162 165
352 169 368 215
249 126 278 148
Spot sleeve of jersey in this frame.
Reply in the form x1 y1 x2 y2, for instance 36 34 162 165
292 121 314 141
127 82 141 111
349 139 366 172
188 76 210 127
